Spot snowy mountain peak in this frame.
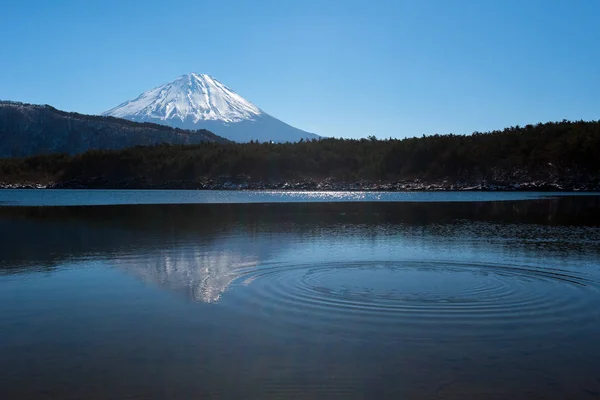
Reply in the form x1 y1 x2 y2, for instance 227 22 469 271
104 73 262 124
103 73 320 143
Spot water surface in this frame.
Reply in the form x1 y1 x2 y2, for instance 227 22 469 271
0 188 594 206
1 196 599 399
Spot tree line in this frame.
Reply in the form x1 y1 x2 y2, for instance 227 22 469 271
1 119 599 185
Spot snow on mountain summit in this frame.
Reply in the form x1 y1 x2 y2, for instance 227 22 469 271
103 73 320 143
104 73 261 124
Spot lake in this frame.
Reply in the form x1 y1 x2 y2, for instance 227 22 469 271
1 191 599 399
0 188 597 206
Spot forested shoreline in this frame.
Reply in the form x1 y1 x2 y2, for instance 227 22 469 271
1 119 599 191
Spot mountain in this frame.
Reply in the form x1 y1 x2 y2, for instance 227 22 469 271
103 73 320 143
0 101 227 158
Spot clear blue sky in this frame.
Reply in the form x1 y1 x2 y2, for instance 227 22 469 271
1 0 599 139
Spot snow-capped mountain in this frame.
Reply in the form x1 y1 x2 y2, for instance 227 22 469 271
103 73 320 143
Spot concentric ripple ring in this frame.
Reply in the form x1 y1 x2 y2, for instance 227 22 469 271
223 260 598 338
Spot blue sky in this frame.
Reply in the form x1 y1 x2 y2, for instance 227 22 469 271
1 0 599 139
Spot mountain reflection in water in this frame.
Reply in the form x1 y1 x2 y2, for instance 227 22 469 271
1 198 600 304
1 197 600 399
119 246 261 303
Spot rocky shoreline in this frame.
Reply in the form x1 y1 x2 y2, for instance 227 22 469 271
1 176 599 192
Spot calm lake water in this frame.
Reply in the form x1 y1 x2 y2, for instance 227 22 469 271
1 191 600 399
0 188 596 206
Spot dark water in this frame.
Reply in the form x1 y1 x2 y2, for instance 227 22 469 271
1 195 600 399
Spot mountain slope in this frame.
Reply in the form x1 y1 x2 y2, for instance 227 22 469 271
0 101 227 158
103 73 320 143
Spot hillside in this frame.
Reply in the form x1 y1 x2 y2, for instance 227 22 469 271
0 119 599 190
0 101 227 157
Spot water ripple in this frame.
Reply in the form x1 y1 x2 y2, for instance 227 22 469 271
224 260 598 338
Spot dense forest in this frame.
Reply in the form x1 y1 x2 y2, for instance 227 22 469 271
0 119 599 190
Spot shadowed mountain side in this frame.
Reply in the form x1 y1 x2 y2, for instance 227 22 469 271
0 101 228 158
153 113 321 143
